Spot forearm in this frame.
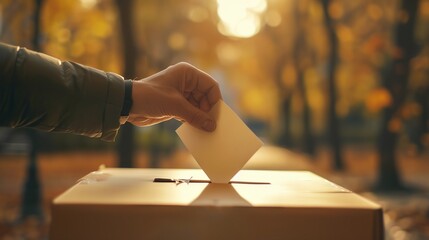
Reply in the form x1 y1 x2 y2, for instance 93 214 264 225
0 43 124 141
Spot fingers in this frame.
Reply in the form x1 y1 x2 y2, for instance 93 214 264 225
127 63 221 131
175 98 216 132
199 96 211 112
175 62 222 107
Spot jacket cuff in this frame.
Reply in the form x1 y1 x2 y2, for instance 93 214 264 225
100 72 125 142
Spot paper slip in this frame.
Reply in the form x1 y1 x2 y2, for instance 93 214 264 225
176 100 263 183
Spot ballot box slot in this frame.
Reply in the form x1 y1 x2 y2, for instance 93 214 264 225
153 177 270 185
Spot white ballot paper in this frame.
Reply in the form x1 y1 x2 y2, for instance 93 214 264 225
176 100 263 183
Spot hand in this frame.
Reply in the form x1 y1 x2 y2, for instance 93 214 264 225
128 62 222 131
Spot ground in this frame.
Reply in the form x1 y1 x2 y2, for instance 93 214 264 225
0 145 428 240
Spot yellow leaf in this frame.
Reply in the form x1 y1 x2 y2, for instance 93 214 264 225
365 88 392 113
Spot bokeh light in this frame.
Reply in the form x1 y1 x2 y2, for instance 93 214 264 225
216 0 267 38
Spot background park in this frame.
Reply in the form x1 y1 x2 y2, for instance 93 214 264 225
0 0 429 239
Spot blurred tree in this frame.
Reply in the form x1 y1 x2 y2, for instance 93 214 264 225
267 0 316 153
264 19 293 148
20 0 44 221
376 0 420 190
293 0 315 155
115 0 137 168
275 57 293 148
321 0 344 170
20 130 43 221
134 0 190 167
41 0 121 72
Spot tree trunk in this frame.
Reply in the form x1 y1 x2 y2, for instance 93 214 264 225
294 1 315 155
273 52 293 148
20 130 44 220
277 95 293 148
376 0 419 191
296 68 315 155
19 0 45 221
115 0 137 168
321 0 343 170
32 0 43 51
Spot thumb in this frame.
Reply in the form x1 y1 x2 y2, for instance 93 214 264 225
178 100 216 132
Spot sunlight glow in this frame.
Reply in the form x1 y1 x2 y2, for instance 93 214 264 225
80 0 98 9
216 0 267 38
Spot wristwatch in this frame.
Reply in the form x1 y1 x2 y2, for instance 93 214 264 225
120 80 133 124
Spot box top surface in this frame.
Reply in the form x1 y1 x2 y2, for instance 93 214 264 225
53 168 380 209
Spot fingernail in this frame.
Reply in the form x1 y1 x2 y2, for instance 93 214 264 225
203 119 216 131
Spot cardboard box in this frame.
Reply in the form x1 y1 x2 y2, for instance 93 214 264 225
50 168 383 240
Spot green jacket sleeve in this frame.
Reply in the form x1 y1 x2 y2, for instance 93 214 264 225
0 43 125 142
